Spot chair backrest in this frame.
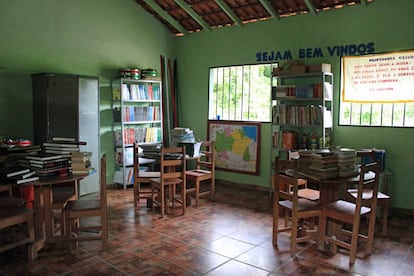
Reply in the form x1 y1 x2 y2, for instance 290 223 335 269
159 146 186 184
195 141 215 173
100 154 107 210
133 142 139 179
349 161 380 215
274 158 300 205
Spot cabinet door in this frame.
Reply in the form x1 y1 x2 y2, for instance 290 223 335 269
78 77 100 195
47 75 79 140
32 74 79 144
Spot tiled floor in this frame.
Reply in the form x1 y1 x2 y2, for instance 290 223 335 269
1 182 414 275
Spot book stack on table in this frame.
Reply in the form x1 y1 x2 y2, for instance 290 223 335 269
333 148 359 177
0 166 39 184
71 152 95 175
21 154 72 179
308 151 339 179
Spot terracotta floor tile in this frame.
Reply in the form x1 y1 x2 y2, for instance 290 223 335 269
1 184 413 276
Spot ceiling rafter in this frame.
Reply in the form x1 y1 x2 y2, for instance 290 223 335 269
142 0 187 35
175 0 211 31
303 0 317 14
136 0 376 36
214 0 243 27
258 0 280 19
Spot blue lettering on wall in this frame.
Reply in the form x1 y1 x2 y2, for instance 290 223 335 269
256 42 375 62
256 50 292 62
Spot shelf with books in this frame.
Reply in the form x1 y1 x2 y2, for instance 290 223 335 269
271 71 333 162
111 78 163 188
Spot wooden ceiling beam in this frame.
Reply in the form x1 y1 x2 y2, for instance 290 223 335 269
258 0 280 19
142 0 188 35
214 0 243 27
175 0 211 31
303 0 317 14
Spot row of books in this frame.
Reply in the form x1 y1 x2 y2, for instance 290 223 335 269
114 127 162 145
272 83 323 99
113 106 161 122
121 83 161 101
273 104 332 126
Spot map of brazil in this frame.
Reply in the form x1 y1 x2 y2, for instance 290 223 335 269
209 121 260 174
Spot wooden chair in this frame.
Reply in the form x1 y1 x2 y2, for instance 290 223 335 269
272 158 321 257
52 184 77 235
63 154 108 254
133 143 160 207
185 141 215 206
319 161 380 265
0 184 36 261
345 150 390 236
151 146 186 218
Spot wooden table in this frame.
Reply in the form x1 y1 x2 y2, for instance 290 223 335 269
9 175 87 255
298 170 376 205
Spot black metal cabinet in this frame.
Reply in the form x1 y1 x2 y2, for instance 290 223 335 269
32 73 100 195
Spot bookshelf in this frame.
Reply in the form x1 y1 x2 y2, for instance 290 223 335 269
111 78 163 188
271 71 333 161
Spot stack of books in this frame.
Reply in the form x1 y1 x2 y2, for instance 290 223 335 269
334 148 358 177
43 137 86 157
0 166 39 184
71 152 96 175
23 154 72 178
308 151 338 179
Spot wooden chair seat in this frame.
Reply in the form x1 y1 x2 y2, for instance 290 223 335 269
346 189 390 236
0 203 36 261
63 154 108 254
324 200 371 217
279 198 320 211
185 141 215 207
272 158 322 256
298 188 320 201
151 146 186 218
52 187 77 235
133 143 161 207
319 161 380 265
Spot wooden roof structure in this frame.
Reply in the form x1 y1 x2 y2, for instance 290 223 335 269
135 0 375 36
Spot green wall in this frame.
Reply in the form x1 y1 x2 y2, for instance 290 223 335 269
174 0 414 210
1 0 413 211
0 0 175 182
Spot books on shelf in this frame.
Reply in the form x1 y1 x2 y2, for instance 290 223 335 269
114 127 162 145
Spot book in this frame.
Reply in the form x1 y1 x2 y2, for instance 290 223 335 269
51 137 76 142
43 143 80 148
0 166 31 178
9 176 40 184
25 154 64 161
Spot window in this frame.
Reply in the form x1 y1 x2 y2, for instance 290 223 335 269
340 51 414 127
209 63 275 122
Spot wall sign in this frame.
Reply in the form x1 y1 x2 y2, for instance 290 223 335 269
341 49 414 103
256 42 375 62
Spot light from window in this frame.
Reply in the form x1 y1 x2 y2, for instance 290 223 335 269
209 63 276 122
340 51 414 127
